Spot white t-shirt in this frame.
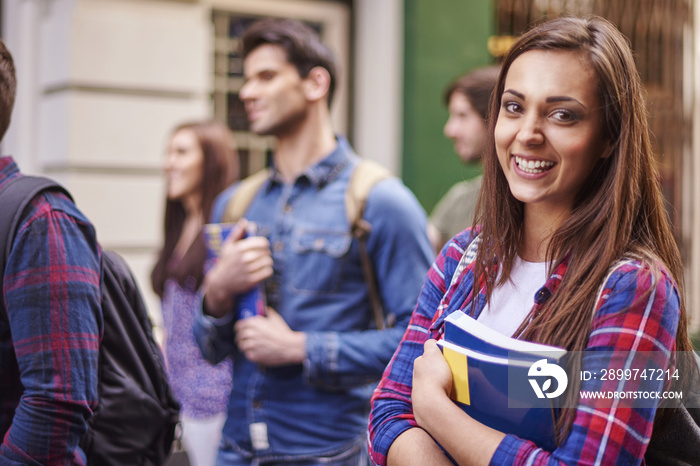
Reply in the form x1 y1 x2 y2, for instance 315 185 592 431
477 257 548 337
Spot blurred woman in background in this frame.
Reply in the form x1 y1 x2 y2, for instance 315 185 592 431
152 120 238 466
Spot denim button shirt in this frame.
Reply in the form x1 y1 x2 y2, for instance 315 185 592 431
193 137 433 460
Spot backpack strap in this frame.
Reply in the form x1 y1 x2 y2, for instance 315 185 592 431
220 160 393 330
0 175 71 279
345 159 393 330
222 168 272 223
431 234 482 331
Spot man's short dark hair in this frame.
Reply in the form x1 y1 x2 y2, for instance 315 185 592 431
0 39 16 142
241 18 338 107
443 65 500 121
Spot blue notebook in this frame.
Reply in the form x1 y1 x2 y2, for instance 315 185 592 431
437 311 567 451
203 222 266 320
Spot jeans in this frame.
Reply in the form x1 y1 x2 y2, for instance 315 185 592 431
215 440 367 466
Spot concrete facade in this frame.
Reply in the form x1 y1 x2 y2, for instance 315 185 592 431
1 0 403 331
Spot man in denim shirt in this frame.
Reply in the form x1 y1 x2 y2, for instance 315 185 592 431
193 18 432 465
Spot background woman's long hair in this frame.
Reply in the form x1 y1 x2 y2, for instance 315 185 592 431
151 120 239 297
471 15 693 439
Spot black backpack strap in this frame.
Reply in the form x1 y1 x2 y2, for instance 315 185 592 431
0 175 71 279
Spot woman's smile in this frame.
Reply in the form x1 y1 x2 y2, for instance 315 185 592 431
512 155 556 175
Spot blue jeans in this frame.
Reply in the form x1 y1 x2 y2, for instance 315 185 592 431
215 441 367 466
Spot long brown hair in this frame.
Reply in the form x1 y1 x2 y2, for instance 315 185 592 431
472 15 692 438
151 120 239 297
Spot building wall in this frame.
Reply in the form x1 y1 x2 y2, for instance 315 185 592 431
3 0 212 331
1 0 403 334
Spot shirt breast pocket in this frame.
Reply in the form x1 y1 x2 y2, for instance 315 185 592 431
290 228 352 294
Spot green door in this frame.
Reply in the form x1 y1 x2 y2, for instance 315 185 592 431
403 0 495 213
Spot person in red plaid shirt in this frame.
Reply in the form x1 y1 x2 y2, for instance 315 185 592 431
369 16 696 465
0 39 102 464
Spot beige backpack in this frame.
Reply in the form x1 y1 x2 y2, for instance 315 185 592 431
222 159 394 329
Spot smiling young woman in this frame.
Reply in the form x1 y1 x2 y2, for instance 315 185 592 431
368 15 695 466
151 120 239 466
